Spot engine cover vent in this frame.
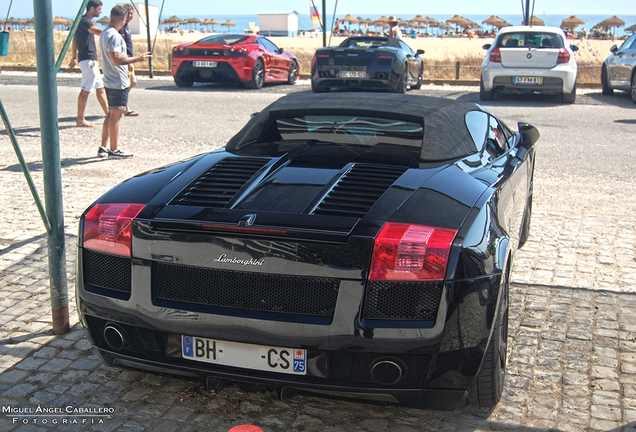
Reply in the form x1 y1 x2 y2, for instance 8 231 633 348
172 157 269 208
312 164 407 218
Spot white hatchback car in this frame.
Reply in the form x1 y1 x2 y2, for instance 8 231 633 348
480 26 578 103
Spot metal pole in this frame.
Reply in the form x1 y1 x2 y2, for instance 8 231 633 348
322 0 326 47
33 0 69 335
524 0 530 25
145 0 153 78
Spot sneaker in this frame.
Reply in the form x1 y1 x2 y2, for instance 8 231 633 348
108 148 133 159
97 146 109 158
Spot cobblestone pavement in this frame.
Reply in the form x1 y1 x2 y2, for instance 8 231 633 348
1 74 635 431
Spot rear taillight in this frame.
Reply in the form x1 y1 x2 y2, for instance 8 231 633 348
83 203 145 257
489 47 501 63
369 223 456 281
557 48 570 64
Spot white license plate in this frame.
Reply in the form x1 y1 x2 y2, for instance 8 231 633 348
513 76 543 85
340 71 366 78
182 335 306 375
193 61 217 68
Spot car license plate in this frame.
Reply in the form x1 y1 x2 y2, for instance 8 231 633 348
340 71 366 78
193 61 217 68
182 335 306 375
513 76 543 85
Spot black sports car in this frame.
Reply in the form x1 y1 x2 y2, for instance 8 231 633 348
77 93 538 410
311 36 424 93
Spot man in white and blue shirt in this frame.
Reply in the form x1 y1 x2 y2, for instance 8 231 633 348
98 5 151 158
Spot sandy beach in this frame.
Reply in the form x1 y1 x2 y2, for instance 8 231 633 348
0 30 620 81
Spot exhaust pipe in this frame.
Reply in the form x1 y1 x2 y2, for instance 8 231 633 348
371 358 404 385
103 324 129 351
377 73 386 79
320 71 329 78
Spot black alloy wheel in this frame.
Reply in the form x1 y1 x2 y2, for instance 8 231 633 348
601 66 614 95
245 59 264 89
287 60 298 85
469 267 509 408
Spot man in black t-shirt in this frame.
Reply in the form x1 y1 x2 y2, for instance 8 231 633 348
69 0 108 129
119 4 138 116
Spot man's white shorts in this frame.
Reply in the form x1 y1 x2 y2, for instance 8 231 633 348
78 59 104 92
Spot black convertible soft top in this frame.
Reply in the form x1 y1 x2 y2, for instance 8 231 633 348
226 92 481 161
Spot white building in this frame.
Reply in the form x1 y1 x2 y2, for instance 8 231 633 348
117 2 158 36
258 12 299 37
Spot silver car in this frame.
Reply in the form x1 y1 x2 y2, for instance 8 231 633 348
480 26 579 103
601 33 636 103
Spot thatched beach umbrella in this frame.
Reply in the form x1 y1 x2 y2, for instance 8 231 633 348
96 16 110 27
626 23 636 34
599 16 625 38
482 15 504 30
446 14 469 31
560 15 585 31
339 14 359 25
162 15 182 27
184 17 202 30
221 19 236 32
524 16 545 26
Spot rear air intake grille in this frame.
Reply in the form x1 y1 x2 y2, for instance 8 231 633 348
171 157 269 207
152 262 339 317
312 164 406 218
363 281 443 321
83 250 132 297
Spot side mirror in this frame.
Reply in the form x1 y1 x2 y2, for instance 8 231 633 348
570 45 579 52
416 49 425 56
482 44 492 50
518 122 540 148
279 47 285 53
610 44 618 53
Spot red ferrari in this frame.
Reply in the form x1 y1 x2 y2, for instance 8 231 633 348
171 34 299 89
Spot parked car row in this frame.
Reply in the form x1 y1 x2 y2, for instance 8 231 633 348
169 29 636 105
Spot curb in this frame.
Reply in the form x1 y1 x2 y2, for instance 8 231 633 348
1 67 602 88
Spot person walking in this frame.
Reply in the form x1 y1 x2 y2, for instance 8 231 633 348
98 5 151 159
69 0 108 127
119 4 138 116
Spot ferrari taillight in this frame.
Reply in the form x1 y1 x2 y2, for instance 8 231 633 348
557 48 570 64
83 203 145 257
369 223 456 281
489 47 501 63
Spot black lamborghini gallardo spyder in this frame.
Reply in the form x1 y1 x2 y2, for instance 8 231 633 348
77 92 538 410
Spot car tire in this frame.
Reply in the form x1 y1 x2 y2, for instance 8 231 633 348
479 76 493 101
287 60 298 85
518 195 533 248
174 76 193 88
468 267 509 408
631 73 636 104
393 64 407 94
601 66 614 96
311 79 329 93
244 59 264 89
411 68 423 90
562 82 576 104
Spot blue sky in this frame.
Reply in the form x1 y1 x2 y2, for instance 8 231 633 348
1 0 634 18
